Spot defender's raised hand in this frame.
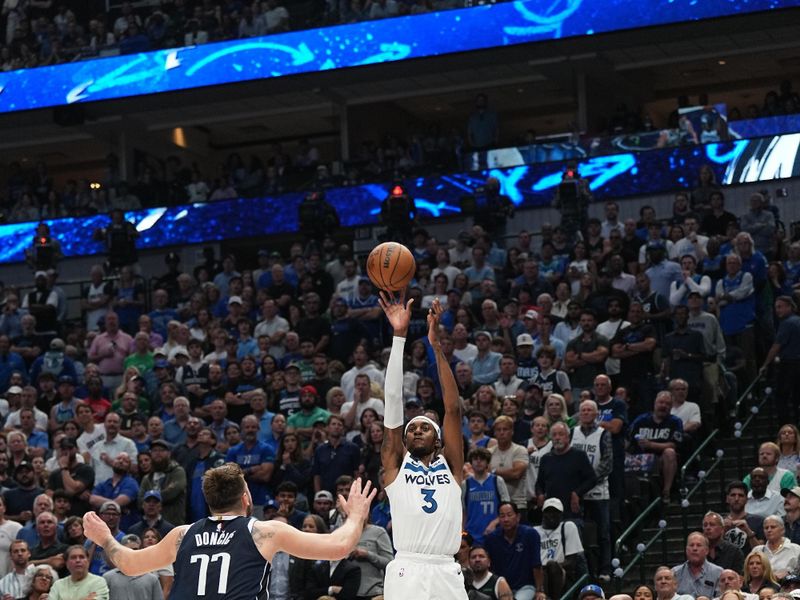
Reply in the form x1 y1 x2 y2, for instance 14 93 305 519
339 478 376 523
378 290 413 337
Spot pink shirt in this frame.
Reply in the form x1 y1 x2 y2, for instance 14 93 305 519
89 330 133 375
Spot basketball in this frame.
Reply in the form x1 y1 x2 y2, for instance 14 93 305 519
366 242 416 291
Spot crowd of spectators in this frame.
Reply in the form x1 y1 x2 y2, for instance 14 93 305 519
1 164 800 598
0 0 497 72
2 78 798 227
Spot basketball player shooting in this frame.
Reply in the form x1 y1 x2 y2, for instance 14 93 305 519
82 463 375 599
378 293 468 599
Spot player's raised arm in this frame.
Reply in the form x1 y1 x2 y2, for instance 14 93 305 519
378 289 412 486
83 511 189 576
255 478 376 560
428 297 464 482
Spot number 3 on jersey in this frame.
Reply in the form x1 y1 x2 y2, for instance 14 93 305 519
420 488 438 513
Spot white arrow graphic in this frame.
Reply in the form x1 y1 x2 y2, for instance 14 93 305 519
66 80 93 104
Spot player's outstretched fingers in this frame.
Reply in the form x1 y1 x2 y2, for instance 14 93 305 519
378 291 392 309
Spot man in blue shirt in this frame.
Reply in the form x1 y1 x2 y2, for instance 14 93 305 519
470 331 502 385
484 502 545 600
762 296 800 425
312 414 360 494
86 501 126 575
89 453 140 532
225 414 276 517
0 335 26 392
645 242 683 300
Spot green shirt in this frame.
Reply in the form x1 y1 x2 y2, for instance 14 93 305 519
49 573 109 600
287 407 331 430
123 352 154 375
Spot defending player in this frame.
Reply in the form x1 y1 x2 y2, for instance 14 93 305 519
82 463 375 599
378 293 468 599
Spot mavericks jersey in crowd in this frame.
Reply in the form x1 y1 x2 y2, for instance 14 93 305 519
386 452 461 555
172 515 270 599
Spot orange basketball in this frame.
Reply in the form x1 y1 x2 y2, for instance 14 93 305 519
366 242 416 292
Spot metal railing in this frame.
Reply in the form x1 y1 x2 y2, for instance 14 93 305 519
611 370 771 590
558 572 590 600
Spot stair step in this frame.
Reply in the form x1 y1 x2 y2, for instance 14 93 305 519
610 406 777 587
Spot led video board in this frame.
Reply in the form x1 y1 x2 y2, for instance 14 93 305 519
1 132 798 264
0 0 797 113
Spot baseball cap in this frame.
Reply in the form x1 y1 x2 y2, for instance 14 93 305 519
405 399 422 408
143 490 162 502
781 574 800 586
15 460 33 473
525 380 543 392
154 359 170 369
58 375 75 385
314 491 334 502
447 288 462 297
7 386 22 395
579 584 606 600
285 363 301 371
99 501 121 513
228 296 242 305
543 497 564 512
523 309 538 320
782 487 800 500
358 276 371 284
687 291 703 299
516 333 534 347
300 385 318 396
647 240 666 250
474 330 491 340
257 249 270 257
149 439 172 451
168 346 189 360
34 271 47 279
50 338 65 351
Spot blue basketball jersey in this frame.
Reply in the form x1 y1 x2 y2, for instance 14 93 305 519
172 515 271 599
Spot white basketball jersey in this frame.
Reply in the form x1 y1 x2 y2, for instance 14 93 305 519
385 452 462 556
570 426 609 500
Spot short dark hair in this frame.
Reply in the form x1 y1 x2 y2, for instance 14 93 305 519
726 481 748 495
203 463 247 513
64 545 87 561
276 481 298 496
498 501 519 514
468 447 492 462
469 544 489 556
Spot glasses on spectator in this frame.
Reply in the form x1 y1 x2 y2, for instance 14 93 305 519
35 574 53 581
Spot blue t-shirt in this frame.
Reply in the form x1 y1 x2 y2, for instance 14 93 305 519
189 451 226 522
226 441 276 504
87 530 125 575
484 524 542 590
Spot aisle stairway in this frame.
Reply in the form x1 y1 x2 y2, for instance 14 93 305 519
608 393 780 593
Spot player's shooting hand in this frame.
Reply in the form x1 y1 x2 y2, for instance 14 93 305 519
378 290 413 335
339 478 376 522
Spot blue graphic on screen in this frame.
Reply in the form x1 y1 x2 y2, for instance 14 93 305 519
1 133 799 264
0 0 797 113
